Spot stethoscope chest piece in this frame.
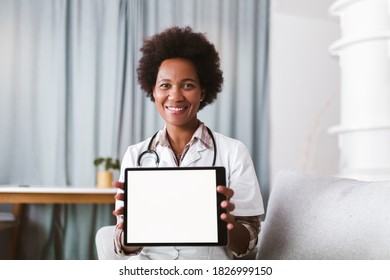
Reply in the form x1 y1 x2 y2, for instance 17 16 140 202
137 150 160 167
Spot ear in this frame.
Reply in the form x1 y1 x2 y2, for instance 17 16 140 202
201 90 206 101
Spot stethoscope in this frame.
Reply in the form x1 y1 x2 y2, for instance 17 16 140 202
137 126 217 167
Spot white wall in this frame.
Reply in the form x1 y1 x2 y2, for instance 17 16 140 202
269 5 341 185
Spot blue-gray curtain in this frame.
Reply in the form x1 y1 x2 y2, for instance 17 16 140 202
0 0 269 259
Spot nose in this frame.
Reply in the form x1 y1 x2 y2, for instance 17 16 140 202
168 85 184 101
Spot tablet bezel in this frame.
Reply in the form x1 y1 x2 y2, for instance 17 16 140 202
123 166 227 247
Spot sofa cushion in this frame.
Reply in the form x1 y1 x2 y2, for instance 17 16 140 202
257 170 390 259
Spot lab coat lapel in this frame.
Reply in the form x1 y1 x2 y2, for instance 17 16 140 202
156 140 209 167
157 147 177 167
181 141 206 167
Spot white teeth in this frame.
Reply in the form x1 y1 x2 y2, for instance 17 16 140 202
167 107 185 111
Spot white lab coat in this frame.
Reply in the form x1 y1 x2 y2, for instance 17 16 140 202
115 130 264 260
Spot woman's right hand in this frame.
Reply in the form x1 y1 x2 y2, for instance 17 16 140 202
112 181 125 227
112 180 143 254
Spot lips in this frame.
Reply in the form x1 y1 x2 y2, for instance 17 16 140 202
166 106 187 112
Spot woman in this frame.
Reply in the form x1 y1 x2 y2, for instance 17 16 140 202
112 26 264 260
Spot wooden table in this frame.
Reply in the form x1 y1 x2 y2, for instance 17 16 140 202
0 186 117 259
0 186 117 204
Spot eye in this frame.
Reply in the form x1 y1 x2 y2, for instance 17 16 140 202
159 83 170 89
182 83 195 89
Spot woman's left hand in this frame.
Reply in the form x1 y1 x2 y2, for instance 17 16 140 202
217 185 236 230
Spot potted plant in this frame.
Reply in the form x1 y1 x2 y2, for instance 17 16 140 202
93 157 120 188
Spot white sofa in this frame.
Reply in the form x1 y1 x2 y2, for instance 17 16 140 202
257 170 390 259
95 170 390 260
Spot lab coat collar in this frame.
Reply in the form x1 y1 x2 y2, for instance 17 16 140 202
157 139 210 167
152 122 213 151
152 122 214 167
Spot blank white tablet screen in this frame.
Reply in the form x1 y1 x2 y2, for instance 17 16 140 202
126 169 218 244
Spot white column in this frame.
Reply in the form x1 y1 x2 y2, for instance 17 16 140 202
329 0 390 180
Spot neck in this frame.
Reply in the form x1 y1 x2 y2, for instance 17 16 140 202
166 120 200 154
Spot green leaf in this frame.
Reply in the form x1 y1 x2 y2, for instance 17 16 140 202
105 158 112 171
93 158 105 166
94 157 121 171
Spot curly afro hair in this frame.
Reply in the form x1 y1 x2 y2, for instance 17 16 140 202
137 26 223 110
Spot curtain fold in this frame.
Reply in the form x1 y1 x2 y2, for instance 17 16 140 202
0 0 269 259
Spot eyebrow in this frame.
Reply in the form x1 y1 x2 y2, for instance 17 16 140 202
157 78 199 83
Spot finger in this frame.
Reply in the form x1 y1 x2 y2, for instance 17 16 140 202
112 181 124 190
117 222 124 230
112 206 124 216
217 185 234 200
220 213 235 230
220 212 235 223
220 200 235 212
115 193 124 201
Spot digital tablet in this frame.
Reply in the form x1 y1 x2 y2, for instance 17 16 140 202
123 166 227 246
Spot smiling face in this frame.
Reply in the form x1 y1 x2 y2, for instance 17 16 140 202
153 58 205 130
